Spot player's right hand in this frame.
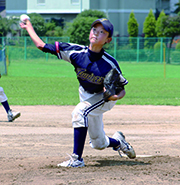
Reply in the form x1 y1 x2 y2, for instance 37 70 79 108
19 22 28 29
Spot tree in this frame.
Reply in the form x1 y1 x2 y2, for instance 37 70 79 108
50 17 64 28
0 16 11 37
69 16 97 45
143 9 156 38
161 13 180 63
161 13 180 47
143 9 156 48
174 0 180 14
53 26 63 37
76 9 106 19
45 22 56 36
127 11 139 37
8 16 20 36
22 13 46 36
155 10 166 37
127 11 139 49
44 17 64 37
66 9 107 45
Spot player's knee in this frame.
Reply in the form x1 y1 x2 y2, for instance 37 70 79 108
72 101 91 128
0 87 8 102
89 138 108 150
0 87 5 96
0 87 4 93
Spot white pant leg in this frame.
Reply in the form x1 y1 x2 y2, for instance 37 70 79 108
88 114 109 150
0 87 8 103
71 86 116 150
87 98 116 150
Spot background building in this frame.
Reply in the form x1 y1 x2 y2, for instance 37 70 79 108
1 0 179 36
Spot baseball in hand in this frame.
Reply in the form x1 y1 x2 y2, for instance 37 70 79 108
20 14 30 23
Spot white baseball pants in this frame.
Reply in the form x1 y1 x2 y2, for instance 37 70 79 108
72 86 117 150
0 87 8 103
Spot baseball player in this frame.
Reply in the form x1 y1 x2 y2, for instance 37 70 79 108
0 74 21 122
20 17 136 167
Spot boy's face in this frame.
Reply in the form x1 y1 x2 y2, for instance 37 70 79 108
89 23 112 46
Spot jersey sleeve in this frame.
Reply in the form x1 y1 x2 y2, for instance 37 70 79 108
42 43 57 55
42 42 84 63
42 42 71 62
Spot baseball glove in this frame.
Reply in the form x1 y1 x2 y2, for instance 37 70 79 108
103 68 125 102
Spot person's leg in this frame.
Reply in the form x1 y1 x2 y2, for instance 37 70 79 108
88 114 136 159
0 87 21 122
84 94 136 159
0 87 9 113
108 137 120 148
57 91 135 168
88 115 110 150
73 127 88 160
71 99 117 160
1 100 10 113
57 101 90 167
84 93 118 150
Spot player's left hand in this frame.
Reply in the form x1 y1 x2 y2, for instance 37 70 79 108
108 94 120 101
108 89 126 101
103 87 125 101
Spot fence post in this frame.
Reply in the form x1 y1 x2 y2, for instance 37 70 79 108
164 47 166 78
46 37 48 61
2 37 7 75
160 37 163 63
68 36 70 43
137 37 139 62
24 37 27 60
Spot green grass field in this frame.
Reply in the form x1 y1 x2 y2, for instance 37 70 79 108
1 59 180 106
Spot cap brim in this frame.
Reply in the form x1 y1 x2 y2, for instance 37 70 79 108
91 20 109 33
91 20 102 28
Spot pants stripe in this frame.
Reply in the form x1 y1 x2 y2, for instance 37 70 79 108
83 99 105 127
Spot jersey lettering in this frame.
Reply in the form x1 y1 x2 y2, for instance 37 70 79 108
76 68 104 85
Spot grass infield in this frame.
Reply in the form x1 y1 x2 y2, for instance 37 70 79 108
1 59 180 106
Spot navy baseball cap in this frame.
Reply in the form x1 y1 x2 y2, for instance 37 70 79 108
91 18 114 37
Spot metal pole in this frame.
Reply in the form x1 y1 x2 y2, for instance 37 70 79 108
137 37 140 62
2 37 7 75
46 37 48 61
164 47 166 78
24 37 27 60
160 37 163 63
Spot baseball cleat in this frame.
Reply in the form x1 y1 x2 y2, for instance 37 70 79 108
7 110 21 122
57 153 85 168
112 131 136 159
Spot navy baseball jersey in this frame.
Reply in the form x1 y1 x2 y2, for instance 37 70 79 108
43 42 128 94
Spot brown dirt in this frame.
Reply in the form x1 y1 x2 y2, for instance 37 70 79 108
0 105 180 185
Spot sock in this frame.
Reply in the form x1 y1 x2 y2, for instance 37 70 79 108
108 137 120 148
1 101 10 113
73 127 88 160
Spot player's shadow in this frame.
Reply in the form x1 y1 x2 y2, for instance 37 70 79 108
90 159 151 167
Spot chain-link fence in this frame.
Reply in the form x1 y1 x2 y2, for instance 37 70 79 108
2 36 70 61
1 36 180 75
0 38 7 75
106 37 179 64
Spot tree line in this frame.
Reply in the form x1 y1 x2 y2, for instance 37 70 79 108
128 9 180 50
1 8 180 49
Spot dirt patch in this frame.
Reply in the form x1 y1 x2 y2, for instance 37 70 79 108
0 105 180 185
